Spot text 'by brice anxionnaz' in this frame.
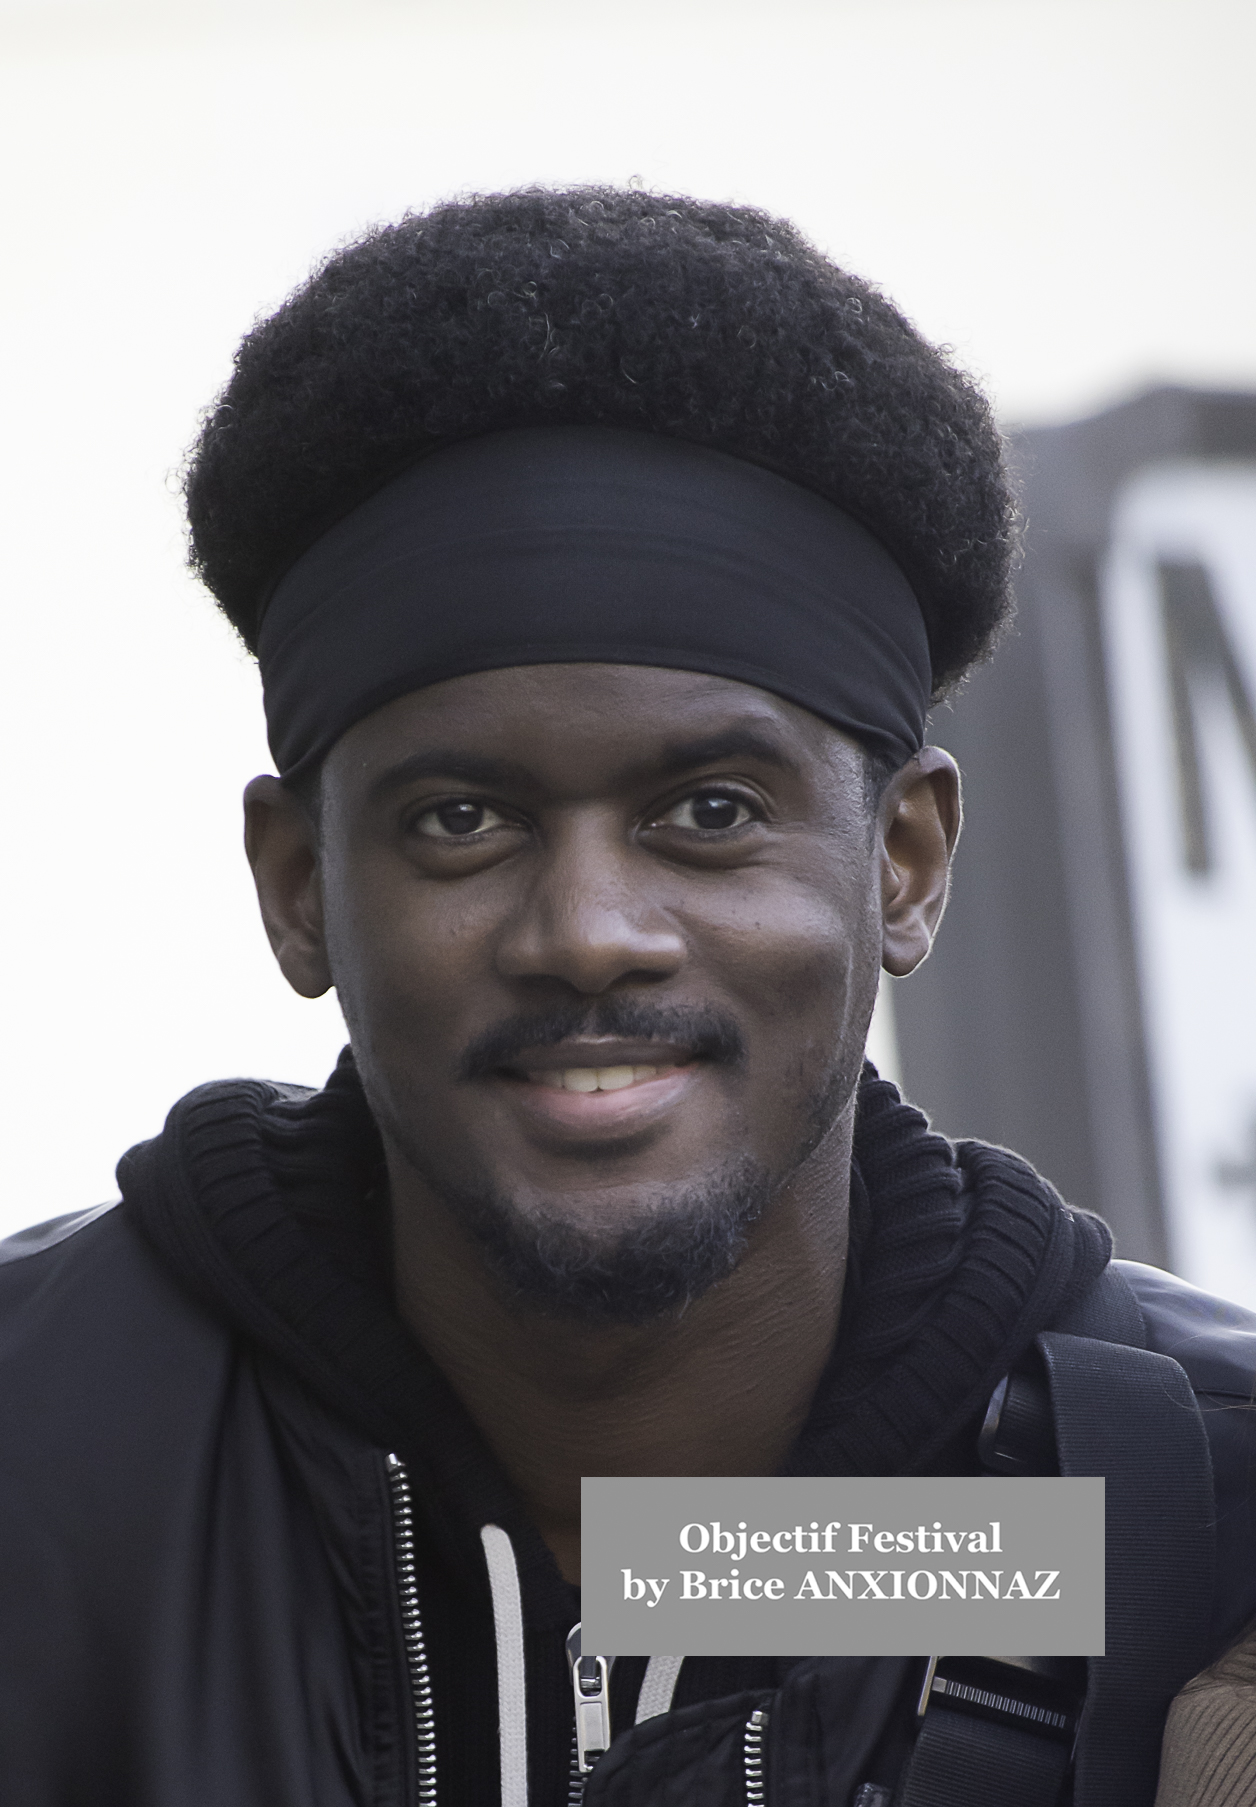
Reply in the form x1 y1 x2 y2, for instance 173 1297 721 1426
621 1517 1063 1607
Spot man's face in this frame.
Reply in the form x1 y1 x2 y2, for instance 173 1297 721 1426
306 663 887 1317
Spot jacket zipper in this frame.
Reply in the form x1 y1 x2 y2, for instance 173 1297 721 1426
744 1707 769 1805
566 1624 612 1805
566 1733 585 1807
386 1454 439 1805
569 1671 767 1805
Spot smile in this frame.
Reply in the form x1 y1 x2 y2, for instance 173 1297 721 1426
523 1064 675 1093
487 1039 704 1138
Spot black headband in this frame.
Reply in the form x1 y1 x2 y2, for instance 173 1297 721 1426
258 426 931 780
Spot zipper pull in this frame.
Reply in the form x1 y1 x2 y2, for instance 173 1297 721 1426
566 1623 612 1773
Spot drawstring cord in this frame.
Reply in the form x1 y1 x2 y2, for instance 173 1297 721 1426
480 1525 684 1802
635 1655 685 1723
481 1525 529 1807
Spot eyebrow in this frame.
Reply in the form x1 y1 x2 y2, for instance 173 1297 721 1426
367 750 536 805
652 726 797 779
365 722 797 806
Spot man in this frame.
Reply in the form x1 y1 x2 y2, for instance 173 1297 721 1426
2 187 1253 1807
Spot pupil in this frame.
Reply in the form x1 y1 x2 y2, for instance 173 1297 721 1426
693 794 739 829
439 802 483 835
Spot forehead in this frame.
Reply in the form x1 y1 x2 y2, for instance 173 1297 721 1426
324 663 862 793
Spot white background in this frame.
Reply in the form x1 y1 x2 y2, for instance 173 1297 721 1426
2 0 1254 1236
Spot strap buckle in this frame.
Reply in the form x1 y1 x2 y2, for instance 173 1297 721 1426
918 1655 1081 1748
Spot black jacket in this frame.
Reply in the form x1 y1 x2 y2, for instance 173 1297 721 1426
1 1061 1254 1807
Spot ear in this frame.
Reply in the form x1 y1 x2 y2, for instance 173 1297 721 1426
243 776 333 998
878 747 962 978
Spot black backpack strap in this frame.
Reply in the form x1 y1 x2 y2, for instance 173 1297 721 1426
897 1657 1077 1807
1037 1330 1216 1807
979 1264 1149 1479
893 1267 1215 1806
898 1712 1071 1807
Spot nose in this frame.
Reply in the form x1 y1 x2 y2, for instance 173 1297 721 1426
494 812 686 994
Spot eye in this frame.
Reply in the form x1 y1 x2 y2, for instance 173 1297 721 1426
653 789 755 832
414 799 512 839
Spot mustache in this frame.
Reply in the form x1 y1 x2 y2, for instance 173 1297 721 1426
459 997 746 1080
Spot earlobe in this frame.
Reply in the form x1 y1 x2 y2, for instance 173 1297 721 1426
879 748 962 979
242 776 333 999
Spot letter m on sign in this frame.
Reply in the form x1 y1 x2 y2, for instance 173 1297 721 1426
1159 560 1256 874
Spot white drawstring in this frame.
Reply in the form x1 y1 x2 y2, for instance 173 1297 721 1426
635 1654 685 1723
481 1523 680 1796
481 1524 529 1807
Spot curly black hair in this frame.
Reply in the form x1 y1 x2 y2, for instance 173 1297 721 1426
185 187 1015 698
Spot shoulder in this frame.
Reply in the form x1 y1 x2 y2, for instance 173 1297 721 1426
0 1200 121 1275
1 1196 192 1313
0 1200 238 1428
0 1200 288 1635
1114 1258 1256 1398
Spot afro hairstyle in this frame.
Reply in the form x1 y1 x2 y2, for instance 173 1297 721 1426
185 186 1015 699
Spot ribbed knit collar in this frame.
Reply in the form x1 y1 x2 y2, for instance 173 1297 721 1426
118 1051 1110 1614
789 1068 1111 1475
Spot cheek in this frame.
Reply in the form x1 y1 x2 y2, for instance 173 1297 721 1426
741 891 881 1124
320 855 485 1052
723 870 882 1105
688 862 880 1021
685 885 877 1158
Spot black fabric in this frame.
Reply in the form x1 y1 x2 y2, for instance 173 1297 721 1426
6 1203 1255 1807
1051 1261 1146 1345
583 1690 769 1806
0 1207 409 1807
897 1711 1071 1807
584 1659 918 1805
114 1054 1108 1805
767 1656 919 1804
3 1055 1250 1804
893 1295 1220 1807
256 426 933 780
789 1073 1112 1477
1038 1332 1217 1807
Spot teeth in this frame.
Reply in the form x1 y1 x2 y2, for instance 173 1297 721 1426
592 1066 636 1091
525 1064 663 1092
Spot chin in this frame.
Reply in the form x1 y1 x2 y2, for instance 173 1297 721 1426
444 1158 775 1327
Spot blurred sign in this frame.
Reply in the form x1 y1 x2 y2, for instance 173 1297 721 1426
893 389 1256 1302
1104 466 1256 1296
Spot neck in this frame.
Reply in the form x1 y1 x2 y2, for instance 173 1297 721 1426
389 1116 852 1583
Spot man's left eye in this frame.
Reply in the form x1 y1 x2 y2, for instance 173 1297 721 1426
654 791 754 832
